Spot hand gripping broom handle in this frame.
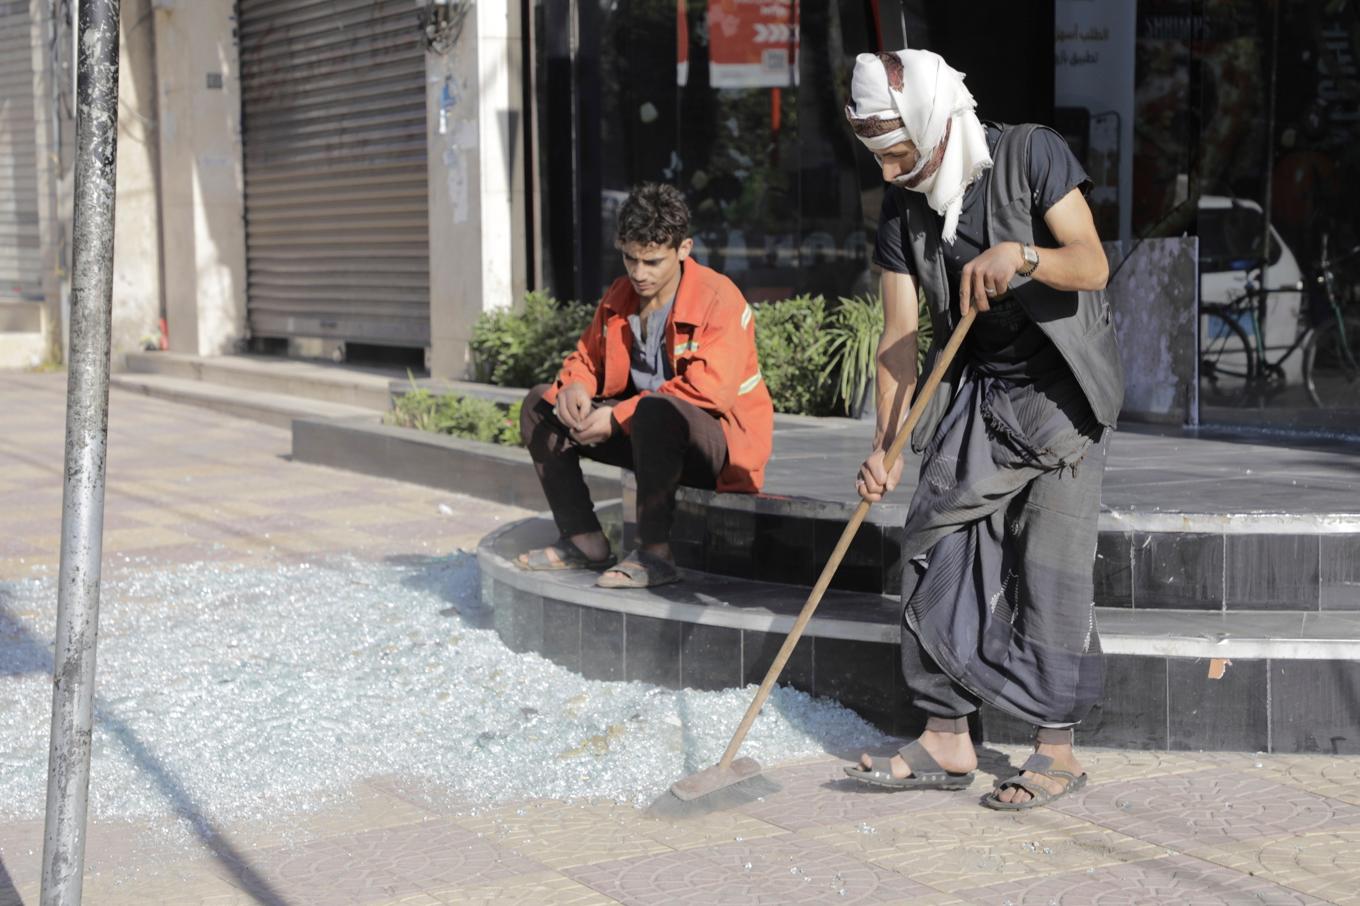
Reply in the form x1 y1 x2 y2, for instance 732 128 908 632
717 309 977 771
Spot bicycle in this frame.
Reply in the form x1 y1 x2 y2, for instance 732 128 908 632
1199 234 1360 408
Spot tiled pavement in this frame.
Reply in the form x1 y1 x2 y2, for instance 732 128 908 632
2 372 1359 905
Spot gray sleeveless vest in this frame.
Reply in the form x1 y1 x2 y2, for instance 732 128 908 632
904 123 1125 452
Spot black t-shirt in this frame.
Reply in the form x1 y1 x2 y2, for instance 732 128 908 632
874 124 1092 379
872 123 1092 283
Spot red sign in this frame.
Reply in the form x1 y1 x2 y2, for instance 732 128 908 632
707 0 799 89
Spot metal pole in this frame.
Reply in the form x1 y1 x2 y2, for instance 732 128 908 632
40 0 120 903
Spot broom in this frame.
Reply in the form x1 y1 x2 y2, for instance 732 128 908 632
649 308 976 818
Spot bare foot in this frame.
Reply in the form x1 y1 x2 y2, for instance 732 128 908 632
992 742 1085 805
856 728 978 779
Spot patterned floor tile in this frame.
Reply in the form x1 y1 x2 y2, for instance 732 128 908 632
382 870 619 905
954 853 1330 905
1195 829 1360 905
449 798 790 871
565 832 938 905
801 803 1163 892
630 804 788 852
453 801 675 869
1053 769 1360 853
208 781 438 853
207 819 544 905
732 758 969 831
1256 754 1360 805
1073 747 1217 784
67 863 257 906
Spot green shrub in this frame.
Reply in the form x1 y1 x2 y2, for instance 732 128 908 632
388 389 523 446
822 294 884 416
752 294 838 416
470 291 596 388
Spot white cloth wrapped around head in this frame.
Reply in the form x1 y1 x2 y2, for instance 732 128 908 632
845 49 992 242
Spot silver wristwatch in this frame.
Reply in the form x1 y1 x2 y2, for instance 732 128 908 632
1017 244 1039 277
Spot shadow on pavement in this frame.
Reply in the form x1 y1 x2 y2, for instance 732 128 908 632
0 593 294 906
0 855 22 906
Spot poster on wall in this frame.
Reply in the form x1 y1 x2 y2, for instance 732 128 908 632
1054 0 1136 241
707 0 800 89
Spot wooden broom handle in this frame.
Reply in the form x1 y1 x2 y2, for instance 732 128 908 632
718 309 977 770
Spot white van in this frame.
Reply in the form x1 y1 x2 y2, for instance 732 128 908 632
1198 195 1304 390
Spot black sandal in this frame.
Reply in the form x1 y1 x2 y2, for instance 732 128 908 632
516 537 616 572
595 549 680 588
843 717 975 791
982 752 1088 811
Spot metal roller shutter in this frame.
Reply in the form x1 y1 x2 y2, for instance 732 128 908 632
237 0 430 347
0 0 43 305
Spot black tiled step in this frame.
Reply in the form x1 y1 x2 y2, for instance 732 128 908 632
615 478 1357 611
482 514 1360 754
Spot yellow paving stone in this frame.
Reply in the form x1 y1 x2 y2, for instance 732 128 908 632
975 743 1209 785
205 782 438 852
0 554 58 577
630 805 788 851
102 527 205 553
879 893 972 906
453 800 675 869
1071 746 1213 783
802 803 1163 892
0 464 54 482
326 504 430 527
69 863 256 906
207 500 285 519
399 870 618 905
1195 829 1360 905
1254 753 1360 804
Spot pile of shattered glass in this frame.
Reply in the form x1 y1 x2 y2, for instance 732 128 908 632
0 554 881 828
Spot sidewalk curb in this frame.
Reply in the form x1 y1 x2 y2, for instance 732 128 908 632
291 415 621 507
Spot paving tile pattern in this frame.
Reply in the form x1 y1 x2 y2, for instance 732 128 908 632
2 374 1359 904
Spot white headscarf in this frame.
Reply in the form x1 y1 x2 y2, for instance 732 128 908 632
845 49 992 243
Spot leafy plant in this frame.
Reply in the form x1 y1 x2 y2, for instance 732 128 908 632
470 291 596 388
752 294 838 416
388 387 523 447
822 294 884 416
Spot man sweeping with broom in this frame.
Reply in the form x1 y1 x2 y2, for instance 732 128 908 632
841 49 1124 809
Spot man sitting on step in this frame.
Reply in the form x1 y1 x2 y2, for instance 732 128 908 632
516 182 774 589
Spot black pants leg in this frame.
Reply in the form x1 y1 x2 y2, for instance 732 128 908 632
520 384 631 537
520 386 728 545
900 622 980 718
628 395 728 545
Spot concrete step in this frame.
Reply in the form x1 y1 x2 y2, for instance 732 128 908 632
112 373 376 430
481 510 1360 753
124 352 396 411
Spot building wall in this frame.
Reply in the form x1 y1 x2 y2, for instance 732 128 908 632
427 0 527 379
151 0 246 357
110 0 164 360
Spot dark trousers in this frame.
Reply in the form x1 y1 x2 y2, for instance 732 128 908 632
520 384 728 544
900 624 1077 730
900 624 981 718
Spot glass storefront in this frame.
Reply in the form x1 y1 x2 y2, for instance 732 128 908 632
1134 0 1360 434
535 0 889 307
529 0 1359 436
